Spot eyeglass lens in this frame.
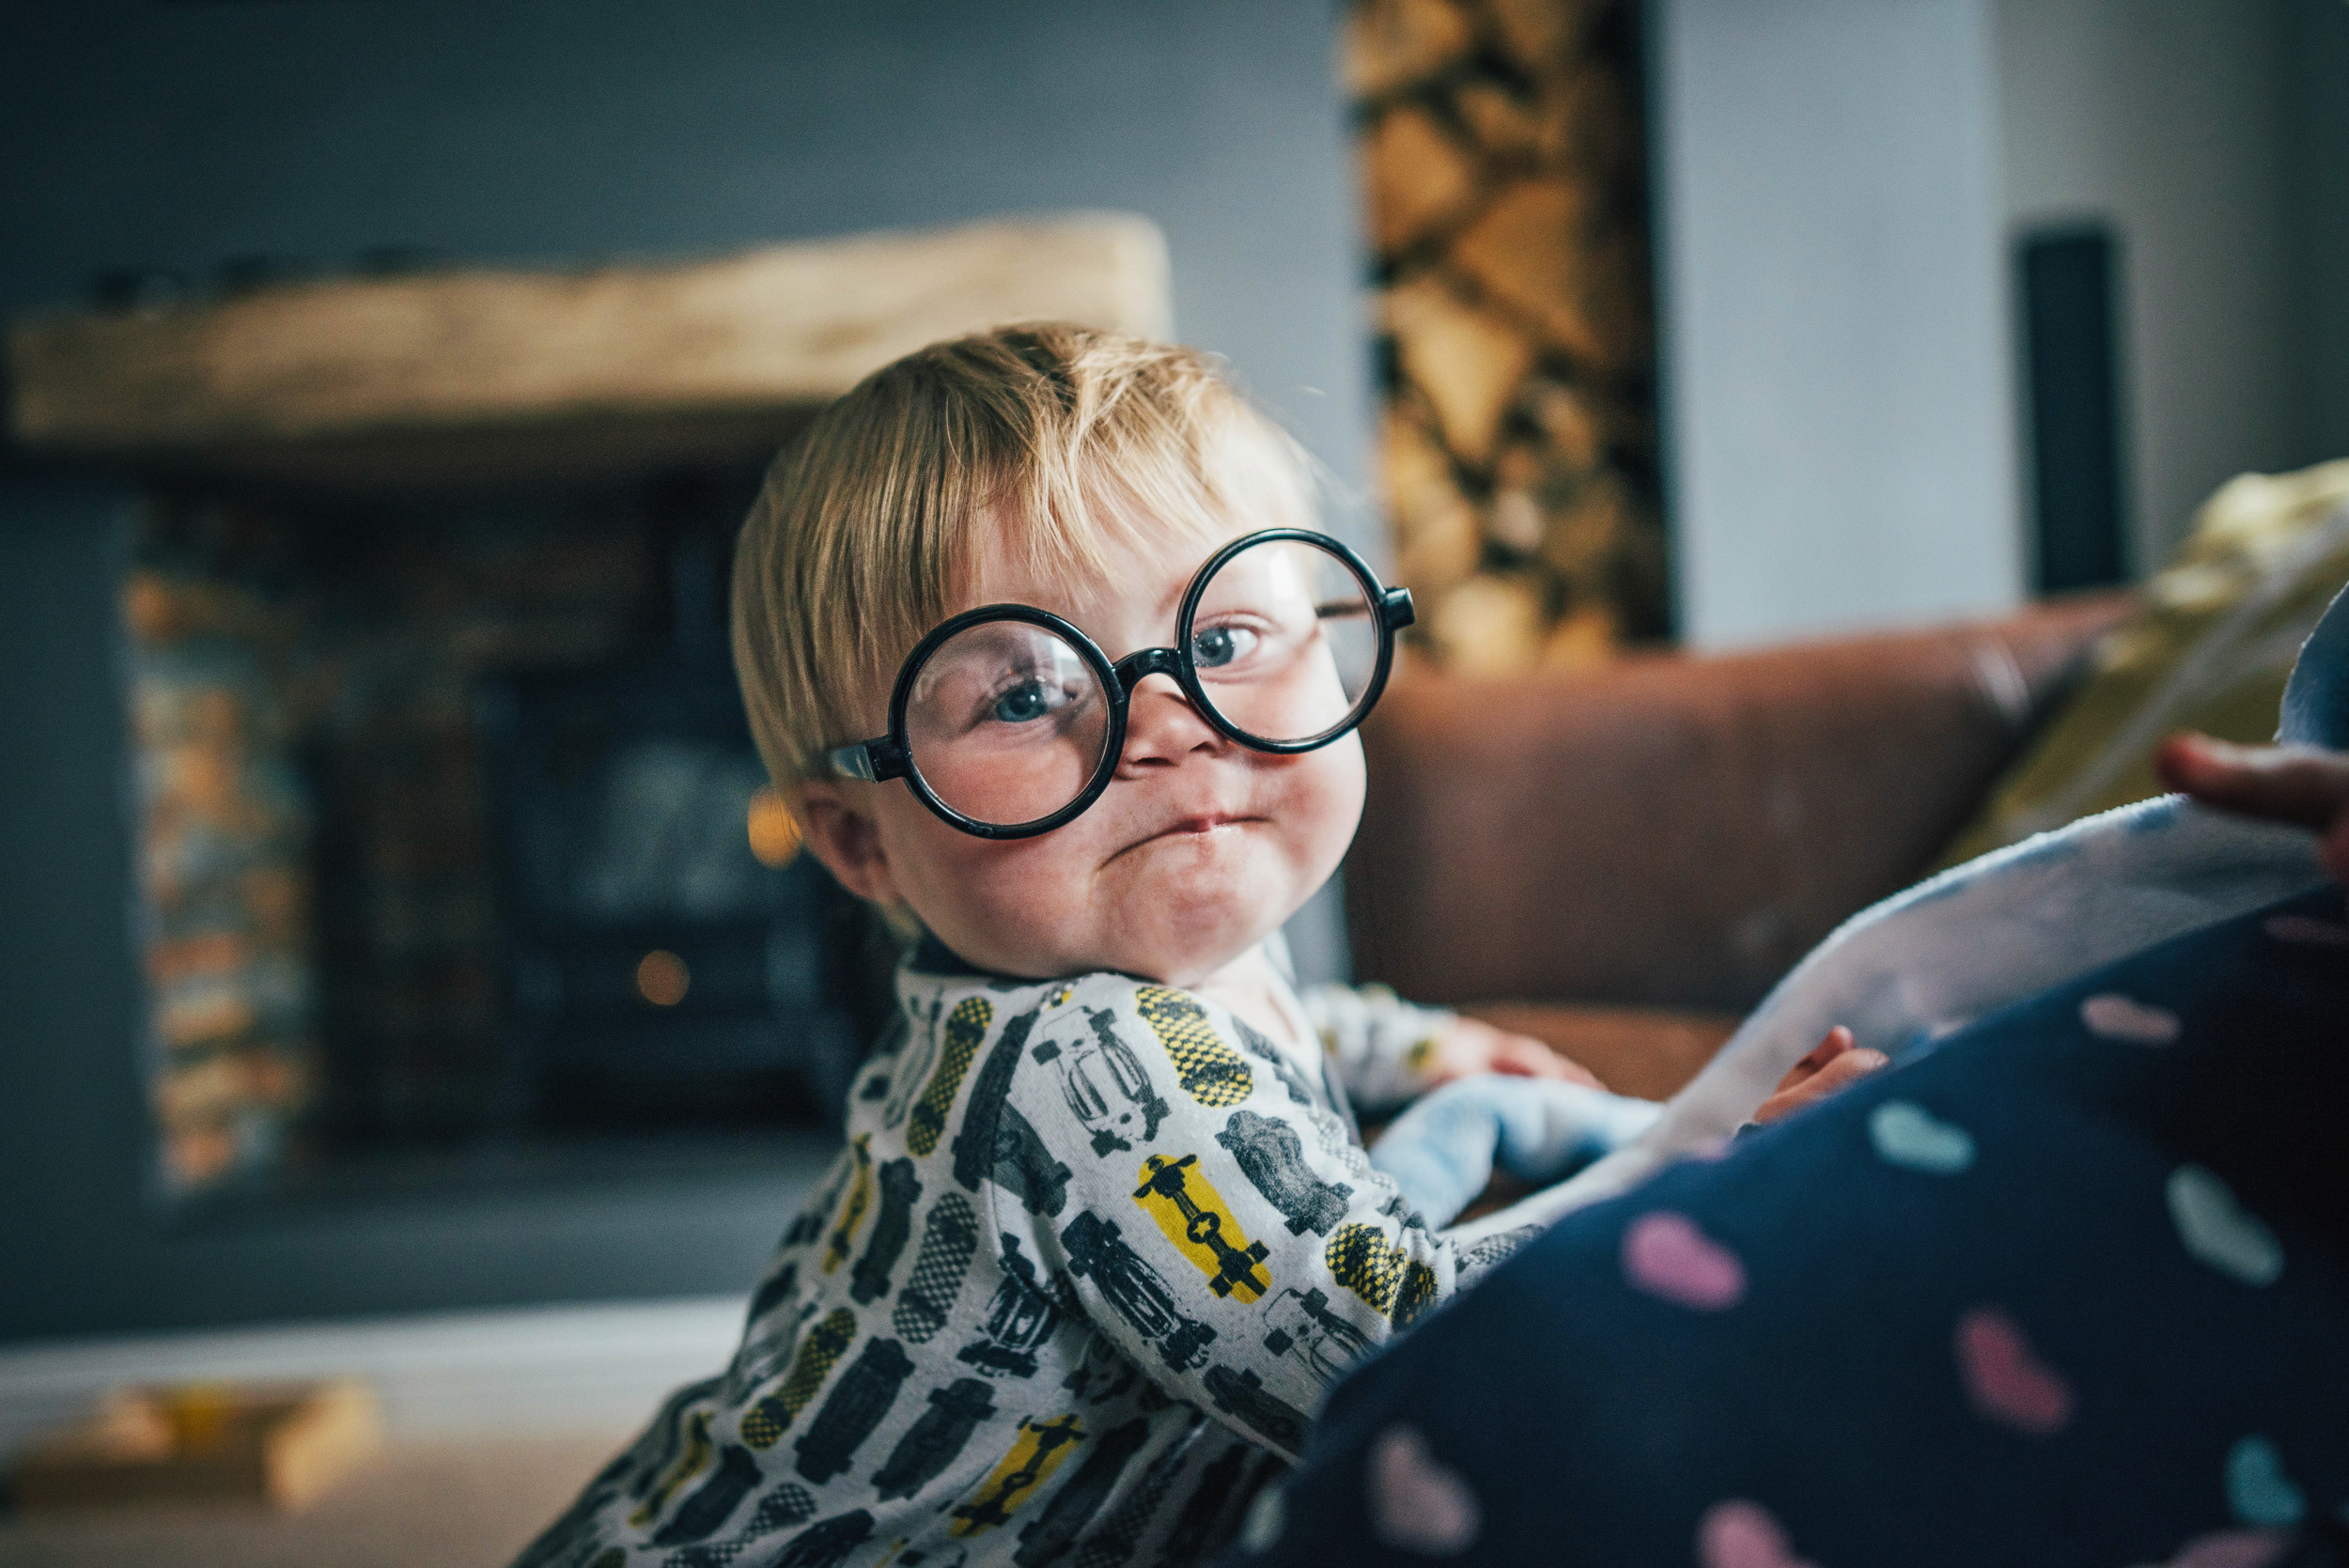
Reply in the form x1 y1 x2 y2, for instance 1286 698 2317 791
903 620 1112 829
899 538 1381 829
1189 536 1380 745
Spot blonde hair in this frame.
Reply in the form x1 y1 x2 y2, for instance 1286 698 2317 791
731 323 1321 786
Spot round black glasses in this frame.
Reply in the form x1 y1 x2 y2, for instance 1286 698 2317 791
824 528 1415 839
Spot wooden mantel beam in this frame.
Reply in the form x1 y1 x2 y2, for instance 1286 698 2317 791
7 214 1171 489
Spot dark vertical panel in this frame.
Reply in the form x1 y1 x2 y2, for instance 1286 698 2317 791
2020 226 2129 593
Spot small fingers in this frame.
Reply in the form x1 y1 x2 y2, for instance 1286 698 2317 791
1803 1025 1856 1068
1491 1036 1602 1088
1804 1048 1888 1096
1773 1025 1857 1094
1538 1049 1604 1090
1751 1045 1888 1125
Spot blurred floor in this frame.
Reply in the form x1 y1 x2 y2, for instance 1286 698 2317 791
0 1432 623 1568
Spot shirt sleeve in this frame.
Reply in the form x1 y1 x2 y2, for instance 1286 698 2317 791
982 976 1499 1463
1298 981 1455 1113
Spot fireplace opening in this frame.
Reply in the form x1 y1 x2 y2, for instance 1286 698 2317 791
8 215 1171 1213
130 470 888 1199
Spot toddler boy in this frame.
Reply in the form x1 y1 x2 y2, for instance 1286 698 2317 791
515 326 1850 1568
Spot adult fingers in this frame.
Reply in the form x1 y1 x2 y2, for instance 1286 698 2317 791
2155 733 2349 831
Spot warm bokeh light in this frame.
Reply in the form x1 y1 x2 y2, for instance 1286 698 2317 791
746 785 801 867
635 949 690 1007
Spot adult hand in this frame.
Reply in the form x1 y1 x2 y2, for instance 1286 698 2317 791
2155 732 2349 881
1752 1026 1888 1124
1420 1015 1604 1090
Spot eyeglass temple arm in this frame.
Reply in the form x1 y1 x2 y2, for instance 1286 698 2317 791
825 737 910 783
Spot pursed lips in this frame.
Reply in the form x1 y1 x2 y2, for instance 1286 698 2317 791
1107 812 1264 862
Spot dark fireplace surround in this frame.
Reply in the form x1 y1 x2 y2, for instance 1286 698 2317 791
0 222 1173 1327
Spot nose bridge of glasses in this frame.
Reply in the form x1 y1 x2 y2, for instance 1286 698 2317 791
1112 644 1185 693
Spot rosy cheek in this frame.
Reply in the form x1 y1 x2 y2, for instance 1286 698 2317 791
1274 742 1365 855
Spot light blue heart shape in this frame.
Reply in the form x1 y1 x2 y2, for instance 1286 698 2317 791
2227 1436 2306 1528
1867 1099 1975 1174
2168 1166 2285 1286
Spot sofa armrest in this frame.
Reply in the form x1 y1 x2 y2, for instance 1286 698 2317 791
1346 594 2134 1013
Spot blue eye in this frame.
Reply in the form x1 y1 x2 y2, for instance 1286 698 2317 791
1191 624 1259 669
991 680 1056 723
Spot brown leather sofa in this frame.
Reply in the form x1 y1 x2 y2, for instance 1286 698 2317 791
1344 593 2136 1099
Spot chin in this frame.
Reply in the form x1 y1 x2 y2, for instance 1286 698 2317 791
1112 880 1295 986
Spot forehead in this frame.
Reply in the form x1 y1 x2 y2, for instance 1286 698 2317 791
960 506 1245 645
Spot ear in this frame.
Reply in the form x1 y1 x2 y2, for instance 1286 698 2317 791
792 780 904 908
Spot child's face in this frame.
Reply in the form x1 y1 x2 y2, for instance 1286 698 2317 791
796 513 1367 986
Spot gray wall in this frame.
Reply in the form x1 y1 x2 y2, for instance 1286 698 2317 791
2286 0 2349 466
1995 0 2301 569
0 1 1370 1343
1650 0 2023 649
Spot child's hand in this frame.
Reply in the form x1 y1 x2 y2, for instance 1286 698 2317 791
1421 1016 1604 1090
2156 732 2349 881
1752 1025 1887 1124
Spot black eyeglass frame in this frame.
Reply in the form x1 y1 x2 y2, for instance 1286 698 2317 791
824 527 1416 840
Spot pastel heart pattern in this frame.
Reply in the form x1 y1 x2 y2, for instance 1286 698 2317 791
2168 1165 2284 1286
2147 1530 2289 1568
1239 1484 1287 1552
1697 1499 1817 1568
1368 1424 1481 1554
2263 913 2349 947
1623 1211 1747 1310
2080 992 2182 1044
1868 1099 1976 1174
2225 1436 2306 1528
1955 1306 2074 1435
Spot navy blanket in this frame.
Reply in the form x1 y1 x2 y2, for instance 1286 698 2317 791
1226 882 2349 1568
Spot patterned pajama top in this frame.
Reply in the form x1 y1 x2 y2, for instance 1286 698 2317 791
515 939 1545 1568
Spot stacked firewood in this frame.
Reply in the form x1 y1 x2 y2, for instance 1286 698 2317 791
1348 0 1665 672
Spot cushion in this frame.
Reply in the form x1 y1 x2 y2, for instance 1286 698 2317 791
1937 459 2349 868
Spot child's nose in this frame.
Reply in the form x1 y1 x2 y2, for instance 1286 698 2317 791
1117 673 1224 770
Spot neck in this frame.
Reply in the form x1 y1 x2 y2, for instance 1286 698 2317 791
1187 939 1308 1049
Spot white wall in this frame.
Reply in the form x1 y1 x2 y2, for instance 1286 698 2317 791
1653 0 2342 645
1653 0 2022 649
1995 0 2299 572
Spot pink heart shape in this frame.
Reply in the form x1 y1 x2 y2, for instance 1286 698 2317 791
1623 1211 1747 1310
2263 914 2349 947
2080 992 2182 1044
1367 1424 1481 1555
2157 1529 2290 1568
1697 1499 1816 1568
1955 1306 2074 1435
